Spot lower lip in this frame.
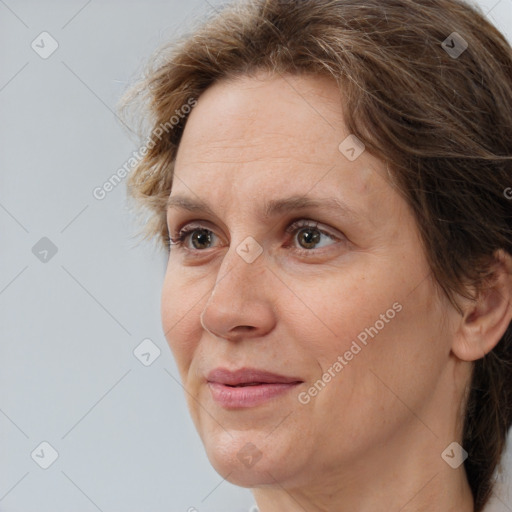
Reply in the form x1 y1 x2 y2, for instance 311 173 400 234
208 382 301 408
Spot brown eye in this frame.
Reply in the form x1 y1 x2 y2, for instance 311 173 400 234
296 227 322 249
169 226 218 251
169 219 342 258
190 229 213 250
285 220 339 254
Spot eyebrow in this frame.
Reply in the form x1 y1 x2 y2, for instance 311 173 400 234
166 194 362 222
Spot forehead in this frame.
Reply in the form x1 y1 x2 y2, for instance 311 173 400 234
172 72 394 223
177 71 346 161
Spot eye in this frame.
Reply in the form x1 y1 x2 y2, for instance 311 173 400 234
168 219 341 256
284 219 339 253
169 224 219 251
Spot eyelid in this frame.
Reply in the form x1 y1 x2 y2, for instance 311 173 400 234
168 217 218 240
174 220 221 240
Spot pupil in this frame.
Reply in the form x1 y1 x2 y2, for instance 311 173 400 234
192 229 211 249
299 228 320 249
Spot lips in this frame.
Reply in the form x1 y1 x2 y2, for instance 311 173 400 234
206 368 303 408
207 367 303 386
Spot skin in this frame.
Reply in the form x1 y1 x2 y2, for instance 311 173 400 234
161 70 512 511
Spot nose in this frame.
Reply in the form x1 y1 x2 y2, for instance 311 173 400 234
199 246 276 342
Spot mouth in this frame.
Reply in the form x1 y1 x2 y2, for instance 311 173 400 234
207 367 303 385
224 382 270 387
206 367 303 408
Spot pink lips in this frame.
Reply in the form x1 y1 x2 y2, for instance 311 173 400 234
207 368 303 409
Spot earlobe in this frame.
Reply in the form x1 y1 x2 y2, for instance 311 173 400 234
452 249 512 362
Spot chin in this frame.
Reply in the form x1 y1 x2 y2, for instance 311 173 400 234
201 427 301 488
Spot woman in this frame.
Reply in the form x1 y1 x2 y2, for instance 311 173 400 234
121 0 512 510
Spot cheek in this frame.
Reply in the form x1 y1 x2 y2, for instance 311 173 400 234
291 262 446 392
314 274 448 424
286 269 398 360
160 269 203 372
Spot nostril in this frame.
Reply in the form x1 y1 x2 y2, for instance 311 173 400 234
239 325 255 331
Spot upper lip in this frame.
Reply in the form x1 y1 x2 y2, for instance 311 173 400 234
207 367 303 386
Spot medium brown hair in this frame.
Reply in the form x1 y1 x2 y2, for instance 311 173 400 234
120 0 512 509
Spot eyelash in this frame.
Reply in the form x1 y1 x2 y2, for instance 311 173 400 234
168 219 341 258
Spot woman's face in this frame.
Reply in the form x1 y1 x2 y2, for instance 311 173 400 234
161 71 463 489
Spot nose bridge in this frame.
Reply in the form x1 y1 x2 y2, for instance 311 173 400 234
200 239 272 337
208 239 266 309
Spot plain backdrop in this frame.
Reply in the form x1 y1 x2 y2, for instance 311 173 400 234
0 1 511 511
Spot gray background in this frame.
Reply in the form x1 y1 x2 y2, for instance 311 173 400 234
0 1 511 511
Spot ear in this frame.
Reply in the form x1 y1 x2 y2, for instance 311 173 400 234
452 249 512 362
